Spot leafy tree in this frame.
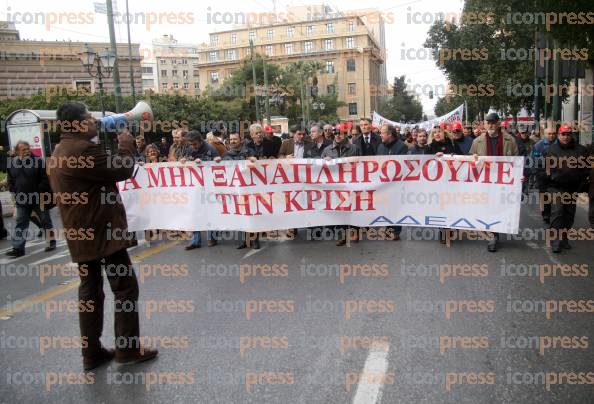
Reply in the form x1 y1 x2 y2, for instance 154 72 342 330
376 75 423 122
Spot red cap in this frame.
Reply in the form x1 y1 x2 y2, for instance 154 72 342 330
501 121 510 128
558 124 572 134
339 123 350 133
264 125 274 134
439 122 450 130
451 121 463 131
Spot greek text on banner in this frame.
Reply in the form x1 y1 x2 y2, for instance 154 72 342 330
117 155 524 234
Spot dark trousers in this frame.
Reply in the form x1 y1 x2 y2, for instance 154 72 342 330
78 248 140 357
537 176 552 219
12 204 53 251
549 187 577 231
589 182 594 227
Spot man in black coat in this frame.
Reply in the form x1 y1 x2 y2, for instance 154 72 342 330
6 141 56 257
376 124 408 241
543 124 589 253
353 118 381 156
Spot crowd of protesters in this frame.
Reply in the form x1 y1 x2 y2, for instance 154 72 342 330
110 112 593 254
1 108 593 257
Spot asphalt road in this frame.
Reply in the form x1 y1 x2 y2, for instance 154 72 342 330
0 193 593 404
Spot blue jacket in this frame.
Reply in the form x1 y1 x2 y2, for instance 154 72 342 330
454 136 473 155
531 138 556 174
376 139 408 156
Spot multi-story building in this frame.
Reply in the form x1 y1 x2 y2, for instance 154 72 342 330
197 6 388 120
0 22 142 101
149 35 200 96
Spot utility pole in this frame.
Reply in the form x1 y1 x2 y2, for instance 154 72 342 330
250 39 260 122
106 0 123 112
125 0 136 105
263 56 271 125
533 29 540 131
299 74 306 129
551 38 561 125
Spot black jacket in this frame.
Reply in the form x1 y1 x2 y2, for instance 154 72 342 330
407 144 430 155
185 142 219 161
246 140 265 159
353 132 381 156
376 138 408 156
543 140 589 192
223 143 256 160
305 139 332 159
262 136 282 158
7 156 51 206
428 139 462 155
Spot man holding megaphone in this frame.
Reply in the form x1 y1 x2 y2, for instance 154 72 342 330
100 100 154 133
47 101 158 370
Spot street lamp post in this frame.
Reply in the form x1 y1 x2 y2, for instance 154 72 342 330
79 43 116 150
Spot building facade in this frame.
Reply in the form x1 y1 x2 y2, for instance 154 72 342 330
147 35 200 96
197 7 388 120
0 22 142 101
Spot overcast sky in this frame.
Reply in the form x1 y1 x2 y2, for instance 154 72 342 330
1 0 464 117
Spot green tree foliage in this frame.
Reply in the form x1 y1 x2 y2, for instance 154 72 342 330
376 75 423 122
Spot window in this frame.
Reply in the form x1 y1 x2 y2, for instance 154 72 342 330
348 20 355 32
162 83 168 89
324 39 334 50
172 59 177 65
348 103 358 115
306 25 314 35
348 82 357 95
210 71 219 84
172 70 178 77
326 22 334 33
347 58 356 71
304 41 313 53
227 49 237 60
182 59 188 65
231 33 237 44
173 83 179 89
249 31 255 42
183 83 189 89
160 59 166 64
182 70 188 79
267 29 274 40
286 26 294 37
142 66 153 74
193 70 200 77
211 35 219 46
161 70 167 77
208 51 217 61
284 43 293 55
346 37 355 49
265 45 273 56
194 82 200 89
142 79 153 88
246 46 251 56
74 80 92 93
325 60 335 73
326 84 335 95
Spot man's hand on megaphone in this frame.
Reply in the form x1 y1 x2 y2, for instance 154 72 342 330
117 131 135 154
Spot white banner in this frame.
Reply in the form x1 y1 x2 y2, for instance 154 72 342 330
118 155 524 234
372 104 465 131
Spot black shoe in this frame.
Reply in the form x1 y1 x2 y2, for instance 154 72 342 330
237 242 247 249
184 244 201 251
44 241 57 252
115 347 158 365
253 239 261 249
487 240 498 252
0 230 8 240
543 216 550 224
551 241 562 253
6 249 24 258
83 347 115 371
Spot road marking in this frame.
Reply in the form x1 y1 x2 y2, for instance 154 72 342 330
242 246 266 259
0 240 179 320
352 341 390 404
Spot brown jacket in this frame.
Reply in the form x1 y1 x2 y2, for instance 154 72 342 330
47 132 135 263
469 131 519 156
208 138 227 157
278 138 312 158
